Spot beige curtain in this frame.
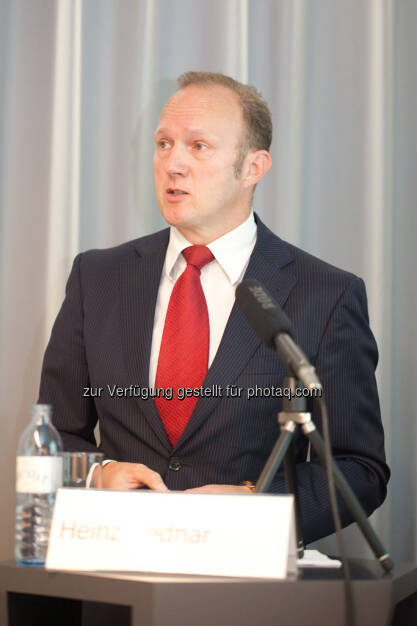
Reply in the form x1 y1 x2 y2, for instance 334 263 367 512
1 0 416 562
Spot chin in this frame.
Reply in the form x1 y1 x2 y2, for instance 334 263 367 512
160 204 192 229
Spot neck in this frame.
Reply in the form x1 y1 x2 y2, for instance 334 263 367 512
177 211 252 245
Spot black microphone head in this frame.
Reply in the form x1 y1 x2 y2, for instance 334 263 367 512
235 279 295 346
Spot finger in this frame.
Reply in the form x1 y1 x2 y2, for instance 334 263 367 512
135 464 169 491
185 485 245 494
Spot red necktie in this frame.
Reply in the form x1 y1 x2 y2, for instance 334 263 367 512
155 245 215 446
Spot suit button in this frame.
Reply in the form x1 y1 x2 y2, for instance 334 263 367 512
169 457 182 471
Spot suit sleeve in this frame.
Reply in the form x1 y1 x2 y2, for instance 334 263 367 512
38 254 101 452
269 276 390 544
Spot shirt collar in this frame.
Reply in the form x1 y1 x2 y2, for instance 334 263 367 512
165 212 257 285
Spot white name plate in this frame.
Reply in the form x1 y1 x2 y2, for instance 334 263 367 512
46 489 297 579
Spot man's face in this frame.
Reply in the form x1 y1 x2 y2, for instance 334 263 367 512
153 85 251 244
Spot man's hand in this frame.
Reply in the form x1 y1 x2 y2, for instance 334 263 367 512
185 484 254 494
95 462 168 491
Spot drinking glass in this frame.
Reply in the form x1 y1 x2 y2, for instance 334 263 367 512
61 452 104 488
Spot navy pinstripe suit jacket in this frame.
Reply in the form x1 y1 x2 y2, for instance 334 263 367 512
39 215 389 544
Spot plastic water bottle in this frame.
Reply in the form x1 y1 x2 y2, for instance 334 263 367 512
15 404 63 566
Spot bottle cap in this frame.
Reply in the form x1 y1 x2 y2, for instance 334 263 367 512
31 404 52 419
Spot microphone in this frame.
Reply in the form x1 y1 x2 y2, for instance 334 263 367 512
235 279 322 391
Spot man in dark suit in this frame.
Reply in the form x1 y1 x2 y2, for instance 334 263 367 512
39 72 389 544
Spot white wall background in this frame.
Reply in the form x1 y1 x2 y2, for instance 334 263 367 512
0 0 416 563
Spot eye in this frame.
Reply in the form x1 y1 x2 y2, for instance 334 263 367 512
194 141 208 151
157 139 170 149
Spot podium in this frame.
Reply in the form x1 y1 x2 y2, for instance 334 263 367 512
1 559 417 626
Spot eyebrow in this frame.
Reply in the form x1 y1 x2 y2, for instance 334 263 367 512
155 127 215 138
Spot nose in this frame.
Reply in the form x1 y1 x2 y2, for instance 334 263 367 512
166 143 189 177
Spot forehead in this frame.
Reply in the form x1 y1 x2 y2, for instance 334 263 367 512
156 85 244 138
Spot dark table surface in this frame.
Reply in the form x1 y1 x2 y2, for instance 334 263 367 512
1 558 417 626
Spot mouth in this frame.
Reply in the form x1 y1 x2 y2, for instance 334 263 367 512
166 188 189 196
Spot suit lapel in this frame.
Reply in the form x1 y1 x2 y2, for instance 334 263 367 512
119 230 172 451
174 217 297 450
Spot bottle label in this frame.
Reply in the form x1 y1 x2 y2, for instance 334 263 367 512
16 457 63 493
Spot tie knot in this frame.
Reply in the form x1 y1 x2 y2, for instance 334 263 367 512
182 245 215 270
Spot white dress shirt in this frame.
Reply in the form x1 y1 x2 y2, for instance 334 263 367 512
149 211 257 387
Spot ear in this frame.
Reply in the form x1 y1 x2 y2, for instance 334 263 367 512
242 150 272 188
